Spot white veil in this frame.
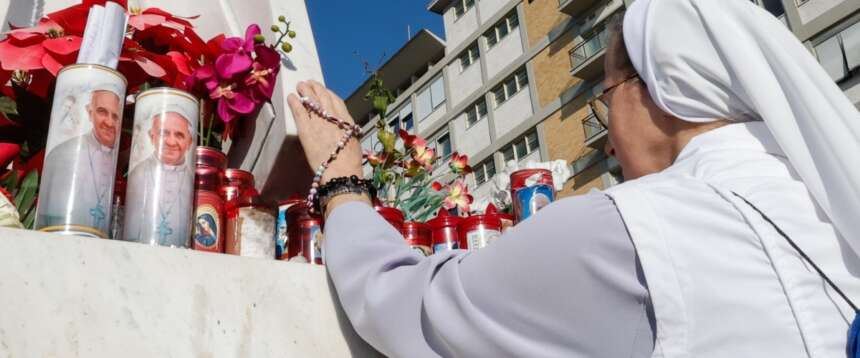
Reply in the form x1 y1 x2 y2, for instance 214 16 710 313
623 0 860 254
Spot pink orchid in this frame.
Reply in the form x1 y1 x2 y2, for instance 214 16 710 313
443 179 473 212
215 25 260 80
449 152 473 175
243 45 281 102
210 83 255 123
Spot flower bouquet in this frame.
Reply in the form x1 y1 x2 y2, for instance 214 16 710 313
366 124 474 222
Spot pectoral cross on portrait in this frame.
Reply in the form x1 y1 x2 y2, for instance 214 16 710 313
90 203 106 229
157 214 174 243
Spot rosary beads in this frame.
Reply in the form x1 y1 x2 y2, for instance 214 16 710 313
299 96 363 212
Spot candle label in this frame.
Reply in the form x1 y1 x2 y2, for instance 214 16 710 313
433 241 458 253
275 203 296 260
412 245 432 256
466 228 501 250
35 65 127 239
307 224 324 265
514 184 555 222
193 191 223 252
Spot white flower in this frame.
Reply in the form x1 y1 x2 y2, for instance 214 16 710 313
0 194 23 229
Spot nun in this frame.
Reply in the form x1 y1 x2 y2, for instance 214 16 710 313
287 0 860 356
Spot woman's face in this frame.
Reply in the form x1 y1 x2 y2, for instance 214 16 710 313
603 39 678 180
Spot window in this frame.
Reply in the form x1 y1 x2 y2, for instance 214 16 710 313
435 133 453 159
492 69 529 107
502 146 515 163
570 24 610 69
453 0 475 19
387 103 413 133
484 11 519 49
430 77 446 109
465 98 488 127
502 130 540 164
526 131 539 152
459 42 480 71
815 20 860 82
416 76 447 120
474 159 496 186
387 117 400 133
761 0 784 18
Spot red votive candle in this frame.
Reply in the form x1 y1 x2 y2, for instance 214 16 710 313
458 214 502 251
196 146 227 171
375 206 405 234
192 166 225 253
403 221 432 256
428 211 461 253
286 203 325 265
510 169 555 223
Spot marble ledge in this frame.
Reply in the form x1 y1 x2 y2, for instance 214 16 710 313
0 228 382 358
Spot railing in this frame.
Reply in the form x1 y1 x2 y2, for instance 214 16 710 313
569 26 610 70
582 113 606 141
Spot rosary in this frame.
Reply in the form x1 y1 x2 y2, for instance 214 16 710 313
299 96 363 212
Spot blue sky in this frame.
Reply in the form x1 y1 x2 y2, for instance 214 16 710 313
306 1 445 99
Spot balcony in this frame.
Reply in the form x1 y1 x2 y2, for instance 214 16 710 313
559 0 602 17
569 25 609 80
582 113 607 149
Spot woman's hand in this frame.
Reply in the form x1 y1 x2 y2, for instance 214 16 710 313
287 80 363 184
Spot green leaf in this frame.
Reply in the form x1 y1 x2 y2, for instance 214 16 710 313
0 96 18 116
21 207 35 229
1 170 17 192
14 170 38 217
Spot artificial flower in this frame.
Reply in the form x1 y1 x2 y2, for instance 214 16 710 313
215 25 261 80
0 189 23 229
210 84 255 123
243 45 281 102
411 137 436 171
443 179 473 212
449 152 472 175
365 150 387 167
0 143 21 170
399 129 418 148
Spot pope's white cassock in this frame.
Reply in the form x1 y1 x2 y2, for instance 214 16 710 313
39 131 116 233
123 156 194 247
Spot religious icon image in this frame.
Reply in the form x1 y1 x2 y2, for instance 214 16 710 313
123 88 198 248
36 65 127 239
194 214 218 248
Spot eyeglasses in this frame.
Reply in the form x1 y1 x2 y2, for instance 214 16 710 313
588 73 641 129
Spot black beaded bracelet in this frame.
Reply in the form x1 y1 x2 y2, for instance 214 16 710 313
314 175 377 214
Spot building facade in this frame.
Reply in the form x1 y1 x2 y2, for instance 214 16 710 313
345 0 860 211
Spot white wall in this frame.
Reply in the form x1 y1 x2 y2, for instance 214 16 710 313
492 87 533 139
417 105 448 137
798 0 846 23
443 3 481 52
446 60 484 107
484 27 524 79
451 111 492 159
0 228 381 358
477 0 510 26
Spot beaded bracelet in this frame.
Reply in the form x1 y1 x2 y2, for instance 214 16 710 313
299 96 364 212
